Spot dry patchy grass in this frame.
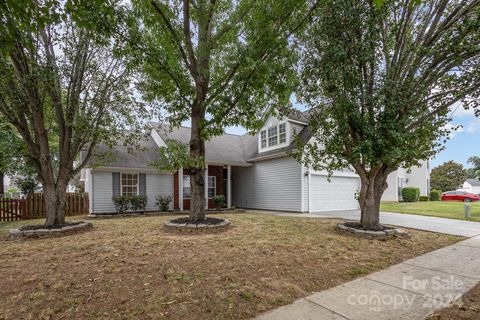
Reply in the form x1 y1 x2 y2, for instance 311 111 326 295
428 283 480 319
0 213 462 320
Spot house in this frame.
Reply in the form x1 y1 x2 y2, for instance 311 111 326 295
459 179 480 195
381 160 431 201
82 112 431 214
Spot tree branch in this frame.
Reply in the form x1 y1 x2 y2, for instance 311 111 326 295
150 0 196 77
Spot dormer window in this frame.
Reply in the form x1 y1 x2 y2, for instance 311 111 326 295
260 122 287 150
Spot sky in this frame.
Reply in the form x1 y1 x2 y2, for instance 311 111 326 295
185 97 480 170
436 105 480 168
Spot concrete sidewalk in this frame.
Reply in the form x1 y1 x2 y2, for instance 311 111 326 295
259 210 480 237
257 236 480 320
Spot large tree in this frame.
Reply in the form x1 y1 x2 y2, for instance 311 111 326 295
0 1 144 225
296 0 480 230
468 156 480 178
431 161 468 192
122 0 316 221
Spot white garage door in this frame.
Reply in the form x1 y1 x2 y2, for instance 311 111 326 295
311 175 360 211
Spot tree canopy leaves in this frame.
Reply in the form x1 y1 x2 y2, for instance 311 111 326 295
120 0 312 137
0 117 26 175
468 156 480 179
0 0 147 224
295 0 480 229
298 0 480 175
431 161 468 192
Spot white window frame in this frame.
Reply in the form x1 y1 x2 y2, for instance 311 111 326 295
260 130 267 148
120 173 139 197
279 123 287 143
268 126 278 146
183 175 191 199
259 121 289 152
208 176 216 198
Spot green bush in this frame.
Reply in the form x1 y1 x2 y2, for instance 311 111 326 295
155 194 172 212
212 195 225 210
402 187 420 202
419 195 429 201
112 195 130 213
130 195 148 212
430 189 442 201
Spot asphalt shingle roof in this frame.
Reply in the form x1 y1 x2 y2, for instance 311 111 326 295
91 111 313 168
88 134 164 169
466 179 480 186
152 123 251 165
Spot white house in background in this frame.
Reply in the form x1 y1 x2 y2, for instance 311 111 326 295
382 160 431 202
2 175 11 194
82 111 431 214
459 179 480 194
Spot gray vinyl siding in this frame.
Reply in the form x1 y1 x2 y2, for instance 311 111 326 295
90 171 174 213
290 122 304 138
232 156 302 212
92 171 114 213
145 173 174 211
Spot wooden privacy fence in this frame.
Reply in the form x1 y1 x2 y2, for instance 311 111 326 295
0 193 89 222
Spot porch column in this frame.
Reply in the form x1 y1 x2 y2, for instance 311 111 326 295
179 168 183 211
227 165 232 208
205 164 208 209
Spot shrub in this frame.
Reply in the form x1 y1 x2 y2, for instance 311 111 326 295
419 196 429 201
402 187 420 202
212 195 225 210
112 195 130 213
130 195 148 212
155 195 172 212
430 189 442 201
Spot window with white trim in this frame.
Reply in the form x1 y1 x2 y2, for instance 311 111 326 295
183 175 191 198
260 122 288 149
279 123 286 143
121 173 138 196
208 176 216 198
268 126 278 146
260 130 267 148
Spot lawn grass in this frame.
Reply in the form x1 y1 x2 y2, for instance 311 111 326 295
0 213 462 320
381 201 480 221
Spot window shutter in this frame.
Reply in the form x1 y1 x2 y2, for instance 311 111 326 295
112 172 120 197
139 173 146 196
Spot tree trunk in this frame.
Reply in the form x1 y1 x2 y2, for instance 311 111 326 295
189 107 206 222
358 172 389 231
43 181 67 226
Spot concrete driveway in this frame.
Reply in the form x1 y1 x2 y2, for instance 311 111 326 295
265 210 480 237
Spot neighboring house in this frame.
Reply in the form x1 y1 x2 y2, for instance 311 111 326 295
2 175 11 196
382 160 431 202
459 179 480 194
82 111 431 214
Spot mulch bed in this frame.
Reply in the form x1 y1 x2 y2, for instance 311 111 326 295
343 221 393 231
169 217 226 225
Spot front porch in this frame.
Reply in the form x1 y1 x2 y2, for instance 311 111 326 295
173 164 233 210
